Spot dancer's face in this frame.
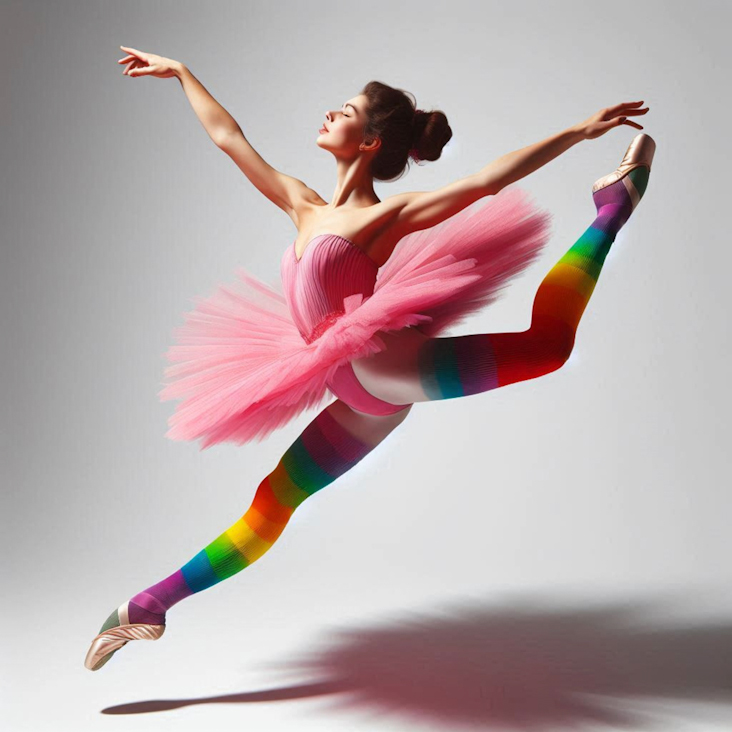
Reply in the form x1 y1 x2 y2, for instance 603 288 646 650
316 93 378 159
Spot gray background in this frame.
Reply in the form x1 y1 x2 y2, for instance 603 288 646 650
2 1 731 730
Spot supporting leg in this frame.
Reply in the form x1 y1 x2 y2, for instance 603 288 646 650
87 398 411 669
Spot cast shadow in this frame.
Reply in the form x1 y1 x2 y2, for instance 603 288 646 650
103 589 732 729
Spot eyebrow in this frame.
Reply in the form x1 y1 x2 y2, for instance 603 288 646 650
343 102 359 114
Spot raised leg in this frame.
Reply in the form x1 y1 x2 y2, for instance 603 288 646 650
352 165 650 404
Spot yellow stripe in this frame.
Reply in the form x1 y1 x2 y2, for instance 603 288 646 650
242 505 287 543
225 519 273 564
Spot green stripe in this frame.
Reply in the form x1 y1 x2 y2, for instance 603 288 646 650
628 166 649 198
559 227 612 279
283 438 338 498
206 532 249 580
433 339 463 398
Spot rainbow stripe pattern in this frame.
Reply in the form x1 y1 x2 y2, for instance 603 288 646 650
127 404 380 625
124 168 649 626
417 168 649 399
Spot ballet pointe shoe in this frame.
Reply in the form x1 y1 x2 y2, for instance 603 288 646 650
592 133 656 197
84 601 165 671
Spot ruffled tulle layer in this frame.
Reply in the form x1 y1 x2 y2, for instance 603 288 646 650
159 186 553 448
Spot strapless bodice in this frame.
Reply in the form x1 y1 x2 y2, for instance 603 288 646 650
280 234 379 344
162 189 553 447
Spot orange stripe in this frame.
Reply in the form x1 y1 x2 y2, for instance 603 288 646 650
544 262 598 299
252 476 296 524
533 281 593 332
242 505 288 544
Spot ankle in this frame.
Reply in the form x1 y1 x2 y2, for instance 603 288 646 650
128 599 166 625
592 178 635 235
128 591 168 625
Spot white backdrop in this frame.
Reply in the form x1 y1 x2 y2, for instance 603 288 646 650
2 1 731 730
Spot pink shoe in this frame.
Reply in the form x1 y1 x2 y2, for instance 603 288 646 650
592 133 656 193
84 601 165 671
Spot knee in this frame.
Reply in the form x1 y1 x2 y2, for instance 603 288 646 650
530 319 576 373
552 329 575 366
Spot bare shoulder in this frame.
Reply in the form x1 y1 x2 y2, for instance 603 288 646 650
362 193 419 266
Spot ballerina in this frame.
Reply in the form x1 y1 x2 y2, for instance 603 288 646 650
85 45 653 670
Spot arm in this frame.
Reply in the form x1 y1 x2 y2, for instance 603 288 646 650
478 99 647 192
388 126 584 238
214 129 319 220
116 47 316 219
172 62 239 146
478 125 584 193
173 64 316 218
117 46 314 217
390 101 647 237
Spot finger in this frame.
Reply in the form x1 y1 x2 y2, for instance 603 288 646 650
126 60 145 76
130 65 156 77
616 116 644 130
118 55 135 64
120 46 149 63
123 60 136 75
610 100 645 112
621 107 650 116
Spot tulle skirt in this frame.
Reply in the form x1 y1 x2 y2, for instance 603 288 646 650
159 187 554 449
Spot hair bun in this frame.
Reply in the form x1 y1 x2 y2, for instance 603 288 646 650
410 109 429 162
359 80 452 180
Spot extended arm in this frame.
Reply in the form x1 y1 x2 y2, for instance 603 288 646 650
172 62 239 146
118 47 317 219
387 126 583 239
389 101 648 237
479 125 584 193
173 63 315 218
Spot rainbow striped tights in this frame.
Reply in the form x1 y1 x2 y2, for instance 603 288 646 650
115 167 649 630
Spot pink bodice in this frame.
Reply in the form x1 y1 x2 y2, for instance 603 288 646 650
281 234 379 344
162 190 553 447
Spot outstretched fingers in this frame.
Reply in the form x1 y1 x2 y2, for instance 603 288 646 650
608 101 650 130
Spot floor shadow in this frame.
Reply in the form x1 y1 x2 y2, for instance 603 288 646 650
103 589 732 729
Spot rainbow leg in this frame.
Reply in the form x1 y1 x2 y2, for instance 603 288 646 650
351 167 650 403
90 399 411 668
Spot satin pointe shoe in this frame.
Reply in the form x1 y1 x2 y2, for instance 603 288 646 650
84 601 165 671
592 132 656 208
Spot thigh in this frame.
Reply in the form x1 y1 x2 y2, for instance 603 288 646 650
326 396 413 449
352 323 571 404
351 327 434 405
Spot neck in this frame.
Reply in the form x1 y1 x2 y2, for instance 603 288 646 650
327 155 380 209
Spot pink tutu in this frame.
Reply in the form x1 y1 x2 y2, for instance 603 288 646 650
158 186 553 449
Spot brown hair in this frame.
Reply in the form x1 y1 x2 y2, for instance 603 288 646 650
360 80 453 182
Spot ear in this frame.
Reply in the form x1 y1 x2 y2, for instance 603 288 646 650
360 136 381 153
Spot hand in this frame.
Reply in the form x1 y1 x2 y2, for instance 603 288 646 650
117 46 180 79
576 101 650 140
